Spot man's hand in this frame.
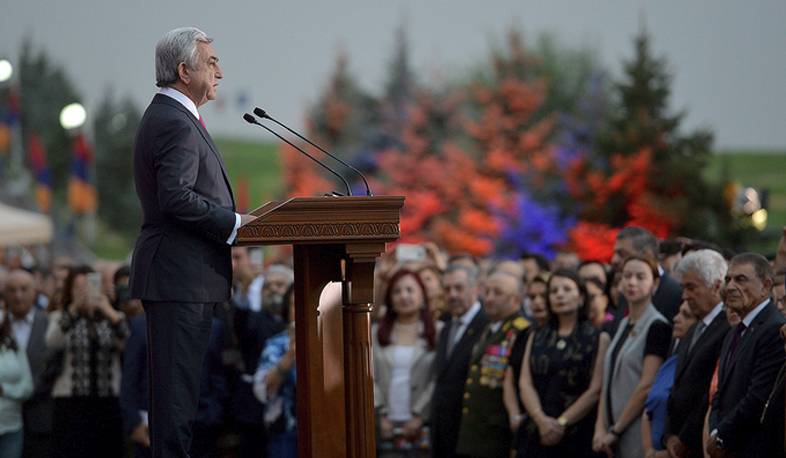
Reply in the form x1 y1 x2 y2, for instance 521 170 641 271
664 434 688 458
131 423 150 447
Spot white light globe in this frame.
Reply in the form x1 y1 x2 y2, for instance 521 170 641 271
60 103 87 129
0 59 12 83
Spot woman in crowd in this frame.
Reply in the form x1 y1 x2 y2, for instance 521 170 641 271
417 265 446 320
586 277 613 328
594 255 671 458
504 272 550 447
253 284 298 458
45 265 129 458
373 269 438 457
0 304 34 458
517 269 610 458
641 301 697 458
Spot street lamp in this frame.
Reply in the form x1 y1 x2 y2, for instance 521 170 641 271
0 59 12 84
60 102 87 130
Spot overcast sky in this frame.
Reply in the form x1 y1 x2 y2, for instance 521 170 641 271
3 0 785 150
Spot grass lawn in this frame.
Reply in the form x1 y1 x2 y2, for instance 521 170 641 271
215 137 284 210
705 150 786 254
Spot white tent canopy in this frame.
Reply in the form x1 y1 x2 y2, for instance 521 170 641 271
0 202 53 247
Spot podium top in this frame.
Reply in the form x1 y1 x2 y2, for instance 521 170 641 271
236 195 405 247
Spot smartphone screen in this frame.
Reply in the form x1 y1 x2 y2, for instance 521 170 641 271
87 272 103 301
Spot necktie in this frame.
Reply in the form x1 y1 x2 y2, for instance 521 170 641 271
446 318 460 357
199 115 206 130
688 321 706 353
726 322 746 365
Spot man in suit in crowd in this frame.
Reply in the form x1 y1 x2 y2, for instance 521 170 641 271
431 264 489 458
455 270 529 458
129 27 255 458
610 227 683 326
707 253 786 458
5 269 59 458
661 250 730 458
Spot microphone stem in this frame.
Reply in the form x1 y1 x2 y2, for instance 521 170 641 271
246 117 351 196
263 114 372 196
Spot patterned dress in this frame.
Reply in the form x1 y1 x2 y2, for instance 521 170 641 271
518 320 600 458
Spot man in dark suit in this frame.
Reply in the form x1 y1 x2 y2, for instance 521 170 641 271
707 253 786 458
662 250 730 458
610 227 683 327
129 27 254 458
5 269 59 458
431 264 489 458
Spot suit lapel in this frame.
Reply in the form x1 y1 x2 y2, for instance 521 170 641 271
153 94 236 211
719 304 772 386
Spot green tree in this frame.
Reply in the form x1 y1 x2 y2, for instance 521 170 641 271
18 38 83 201
590 30 742 244
93 92 141 237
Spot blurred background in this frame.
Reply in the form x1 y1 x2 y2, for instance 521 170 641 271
2 0 785 264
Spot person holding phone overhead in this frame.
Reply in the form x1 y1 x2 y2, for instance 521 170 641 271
45 265 130 458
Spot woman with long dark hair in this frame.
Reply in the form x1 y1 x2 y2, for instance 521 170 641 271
45 265 129 458
517 268 610 457
373 269 438 457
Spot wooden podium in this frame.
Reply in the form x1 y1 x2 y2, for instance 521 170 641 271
236 196 404 458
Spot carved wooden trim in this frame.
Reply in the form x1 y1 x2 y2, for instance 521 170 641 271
239 222 399 243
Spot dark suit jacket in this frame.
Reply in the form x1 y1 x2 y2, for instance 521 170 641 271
430 306 490 458
709 302 786 457
662 307 730 457
129 93 237 303
653 271 683 323
23 307 60 435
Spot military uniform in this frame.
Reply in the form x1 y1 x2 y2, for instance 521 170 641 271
455 312 529 458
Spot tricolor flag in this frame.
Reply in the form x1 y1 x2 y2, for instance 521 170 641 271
67 133 98 214
0 90 19 154
27 133 53 213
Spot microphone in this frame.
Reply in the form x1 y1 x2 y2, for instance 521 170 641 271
253 107 372 196
243 113 351 197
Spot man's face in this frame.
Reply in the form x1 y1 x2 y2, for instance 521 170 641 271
724 262 771 318
680 269 720 318
4 272 36 319
231 247 250 274
184 41 222 108
482 274 520 322
443 269 477 318
262 273 291 301
611 238 637 272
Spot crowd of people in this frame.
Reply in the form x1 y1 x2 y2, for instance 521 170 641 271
1 225 786 458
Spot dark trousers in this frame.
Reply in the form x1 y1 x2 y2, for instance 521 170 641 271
143 301 215 458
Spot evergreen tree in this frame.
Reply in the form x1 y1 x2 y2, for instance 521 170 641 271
93 92 141 237
18 38 83 201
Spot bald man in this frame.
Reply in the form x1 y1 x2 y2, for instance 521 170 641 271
455 271 530 458
5 270 59 458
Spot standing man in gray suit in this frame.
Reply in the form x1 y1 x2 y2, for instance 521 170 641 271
129 27 255 458
5 269 58 458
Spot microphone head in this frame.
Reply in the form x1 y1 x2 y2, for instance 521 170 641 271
253 107 269 119
243 113 257 124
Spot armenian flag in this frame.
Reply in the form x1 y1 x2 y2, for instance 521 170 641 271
26 133 53 213
67 133 98 214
